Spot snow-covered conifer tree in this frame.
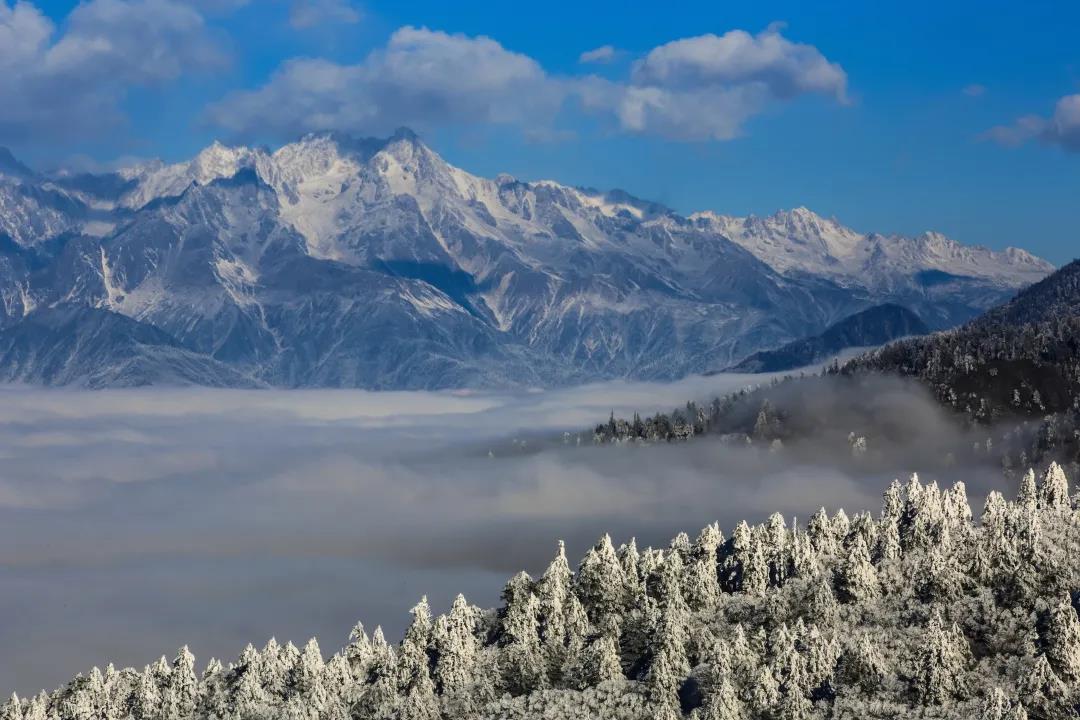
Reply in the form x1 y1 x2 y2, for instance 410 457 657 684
394 599 439 720
646 609 690 720
1039 462 1071 511
162 647 197 720
834 534 878 603
500 589 547 696
0 695 19 720
575 535 629 629
536 541 575 679
913 611 970 704
1017 469 1038 511
1039 596 1080 682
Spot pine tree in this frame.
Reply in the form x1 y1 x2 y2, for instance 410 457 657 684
618 538 642 593
1039 462 1071 511
646 609 690 720
721 521 752 592
355 627 397 720
296 639 328 707
395 598 439 720
881 479 903 525
1020 654 1068 718
432 593 488 716
229 645 269 720
196 659 226 720
838 632 885 692
500 590 547 696
1017 469 1038 511
1039 596 1080 682
834 534 878 603
536 541 574 679
22 694 47 720
741 529 769 597
807 508 839 557
0 694 20 720
684 524 722 611
695 675 745 720
162 647 197 720
575 535 629 629
566 627 624 690
260 637 289 699
913 611 970 705
744 665 780 717
981 687 1029 720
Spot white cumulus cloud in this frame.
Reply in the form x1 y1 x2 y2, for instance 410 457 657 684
606 26 848 141
208 24 848 144
207 25 567 139
0 0 226 143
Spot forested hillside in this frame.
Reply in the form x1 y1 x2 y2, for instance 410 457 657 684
594 260 1080 474
838 260 1080 469
8 467 1080 719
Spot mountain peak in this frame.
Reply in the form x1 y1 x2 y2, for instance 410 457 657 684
390 127 420 143
0 147 34 179
770 206 832 227
192 142 258 180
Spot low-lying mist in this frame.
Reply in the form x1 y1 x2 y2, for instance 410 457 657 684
0 371 1017 695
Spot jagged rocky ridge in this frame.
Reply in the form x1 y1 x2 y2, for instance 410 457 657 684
8 467 1080 719
0 133 1053 389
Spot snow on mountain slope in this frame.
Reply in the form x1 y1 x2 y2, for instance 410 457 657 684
0 304 259 388
0 135 1056 389
693 207 1052 287
117 142 272 211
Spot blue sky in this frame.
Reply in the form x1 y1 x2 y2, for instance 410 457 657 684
5 0 1079 264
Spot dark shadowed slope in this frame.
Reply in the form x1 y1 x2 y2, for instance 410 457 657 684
730 303 929 373
839 259 1080 421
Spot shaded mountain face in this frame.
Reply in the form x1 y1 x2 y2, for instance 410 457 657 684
730 303 930 373
0 305 258 388
0 133 1055 388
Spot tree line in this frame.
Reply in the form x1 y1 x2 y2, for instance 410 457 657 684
7 465 1080 719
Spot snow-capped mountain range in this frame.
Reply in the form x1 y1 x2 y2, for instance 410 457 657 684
0 130 1054 388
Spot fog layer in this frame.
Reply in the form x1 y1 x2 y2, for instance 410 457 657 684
0 372 1007 695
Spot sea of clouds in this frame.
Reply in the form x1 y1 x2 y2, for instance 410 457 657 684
0 371 1011 695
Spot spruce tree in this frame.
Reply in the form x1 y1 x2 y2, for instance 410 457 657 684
913 612 970 705
834 534 878 603
395 599 439 720
1039 596 1080 682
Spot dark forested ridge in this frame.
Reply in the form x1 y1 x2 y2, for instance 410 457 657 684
594 260 1080 474
837 259 1080 470
730 304 930 374
9 467 1080 719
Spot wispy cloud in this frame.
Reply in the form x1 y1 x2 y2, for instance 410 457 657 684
288 0 360 29
983 93 1080 152
579 44 617 64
